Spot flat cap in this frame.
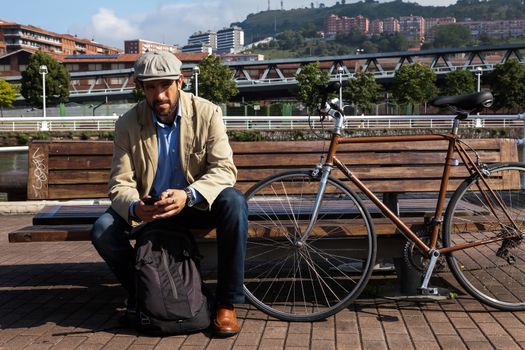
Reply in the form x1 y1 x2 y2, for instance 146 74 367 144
134 51 182 81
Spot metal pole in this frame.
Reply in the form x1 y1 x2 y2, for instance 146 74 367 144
40 65 49 131
338 66 343 110
195 71 199 97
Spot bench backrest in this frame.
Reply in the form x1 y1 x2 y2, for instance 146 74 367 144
27 139 518 200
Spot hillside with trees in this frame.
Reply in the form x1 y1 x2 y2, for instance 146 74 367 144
236 0 525 44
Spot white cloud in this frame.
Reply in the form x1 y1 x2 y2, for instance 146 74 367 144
87 8 140 46
75 0 457 49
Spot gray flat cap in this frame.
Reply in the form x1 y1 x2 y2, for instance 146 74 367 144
134 51 182 81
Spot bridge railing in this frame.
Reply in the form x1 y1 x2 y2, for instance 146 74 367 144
0 114 523 132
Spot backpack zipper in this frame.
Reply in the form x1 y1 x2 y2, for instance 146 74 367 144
161 249 178 299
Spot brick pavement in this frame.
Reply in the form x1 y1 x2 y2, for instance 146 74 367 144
1 214 525 349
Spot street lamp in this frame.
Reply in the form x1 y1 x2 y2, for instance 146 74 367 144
39 65 48 131
475 66 483 92
475 66 483 127
193 66 200 97
354 48 364 73
337 66 344 109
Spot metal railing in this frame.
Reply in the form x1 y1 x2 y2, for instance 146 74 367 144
0 114 524 132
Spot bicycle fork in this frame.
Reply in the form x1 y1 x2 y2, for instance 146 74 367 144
298 164 333 244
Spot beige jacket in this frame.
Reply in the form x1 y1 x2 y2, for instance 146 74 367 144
109 91 237 222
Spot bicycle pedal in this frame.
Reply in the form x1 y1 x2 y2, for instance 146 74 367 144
417 287 450 296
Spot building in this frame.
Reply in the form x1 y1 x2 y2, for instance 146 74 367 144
399 16 425 43
324 14 340 35
124 39 177 54
181 42 213 54
425 17 456 41
0 20 119 55
457 19 525 40
325 14 370 36
0 49 208 95
383 17 400 34
219 53 264 62
187 31 217 51
216 26 244 54
370 19 384 36
351 15 369 34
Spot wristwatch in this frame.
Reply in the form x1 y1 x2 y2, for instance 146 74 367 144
184 187 196 207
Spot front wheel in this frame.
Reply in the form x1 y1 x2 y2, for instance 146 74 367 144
243 171 376 322
443 162 525 310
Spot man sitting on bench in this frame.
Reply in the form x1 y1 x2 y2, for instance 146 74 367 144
90 51 248 337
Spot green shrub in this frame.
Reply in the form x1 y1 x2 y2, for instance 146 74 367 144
16 133 30 145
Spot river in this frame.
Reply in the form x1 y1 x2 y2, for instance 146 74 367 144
0 151 28 201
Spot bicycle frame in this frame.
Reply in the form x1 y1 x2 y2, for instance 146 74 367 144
308 115 519 261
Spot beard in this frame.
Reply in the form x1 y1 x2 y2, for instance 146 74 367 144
149 99 178 124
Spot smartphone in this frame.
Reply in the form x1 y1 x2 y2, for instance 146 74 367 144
142 196 160 205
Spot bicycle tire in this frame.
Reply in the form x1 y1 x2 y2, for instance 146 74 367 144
243 170 377 321
443 162 525 310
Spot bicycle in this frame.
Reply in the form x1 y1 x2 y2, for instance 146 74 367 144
242 85 525 322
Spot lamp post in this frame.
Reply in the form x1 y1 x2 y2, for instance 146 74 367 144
39 65 48 131
337 66 344 110
475 66 483 92
193 66 200 97
354 48 364 73
475 66 483 127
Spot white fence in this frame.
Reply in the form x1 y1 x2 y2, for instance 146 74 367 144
0 114 524 132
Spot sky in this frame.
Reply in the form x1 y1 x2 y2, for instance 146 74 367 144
3 0 457 49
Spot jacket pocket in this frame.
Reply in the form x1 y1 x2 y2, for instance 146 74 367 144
188 149 206 174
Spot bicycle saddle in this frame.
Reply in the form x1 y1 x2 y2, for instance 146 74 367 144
430 91 493 114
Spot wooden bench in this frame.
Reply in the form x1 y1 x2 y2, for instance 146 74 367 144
10 138 518 243
9 138 518 293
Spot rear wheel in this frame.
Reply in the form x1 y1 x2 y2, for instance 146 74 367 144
443 163 525 310
243 171 376 321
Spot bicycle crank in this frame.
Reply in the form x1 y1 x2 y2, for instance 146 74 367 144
403 232 446 275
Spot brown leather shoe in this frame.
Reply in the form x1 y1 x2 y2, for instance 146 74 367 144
213 304 240 337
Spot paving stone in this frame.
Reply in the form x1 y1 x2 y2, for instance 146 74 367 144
285 332 310 347
257 338 285 350
3 214 525 349
385 333 413 349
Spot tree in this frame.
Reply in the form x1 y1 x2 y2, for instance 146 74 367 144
0 79 18 117
488 59 525 112
392 62 438 114
432 24 472 48
192 55 238 105
20 51 70 107
440 70 476 96
343 71 382 114
294 62 330 112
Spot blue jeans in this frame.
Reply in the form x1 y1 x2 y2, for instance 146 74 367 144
91 187 248 305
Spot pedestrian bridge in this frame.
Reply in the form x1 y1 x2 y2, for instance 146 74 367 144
6 43 525 101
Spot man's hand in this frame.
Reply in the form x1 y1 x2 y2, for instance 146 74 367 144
135 189 188 222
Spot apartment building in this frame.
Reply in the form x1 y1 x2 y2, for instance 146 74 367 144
0 49 208 92
324 14 340 35
124 39 177 54
181 42 213 53
187 31 217 51
324 14 369 35
458 19 525 39
425 17 456 41
382 17 401 34
399 16 425 43
216 26 244 54
370 19 384 36
0 20 119 55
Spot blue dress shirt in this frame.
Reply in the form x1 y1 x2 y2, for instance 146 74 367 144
129 100 202 219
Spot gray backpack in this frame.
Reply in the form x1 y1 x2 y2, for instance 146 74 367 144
132 223 210 335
